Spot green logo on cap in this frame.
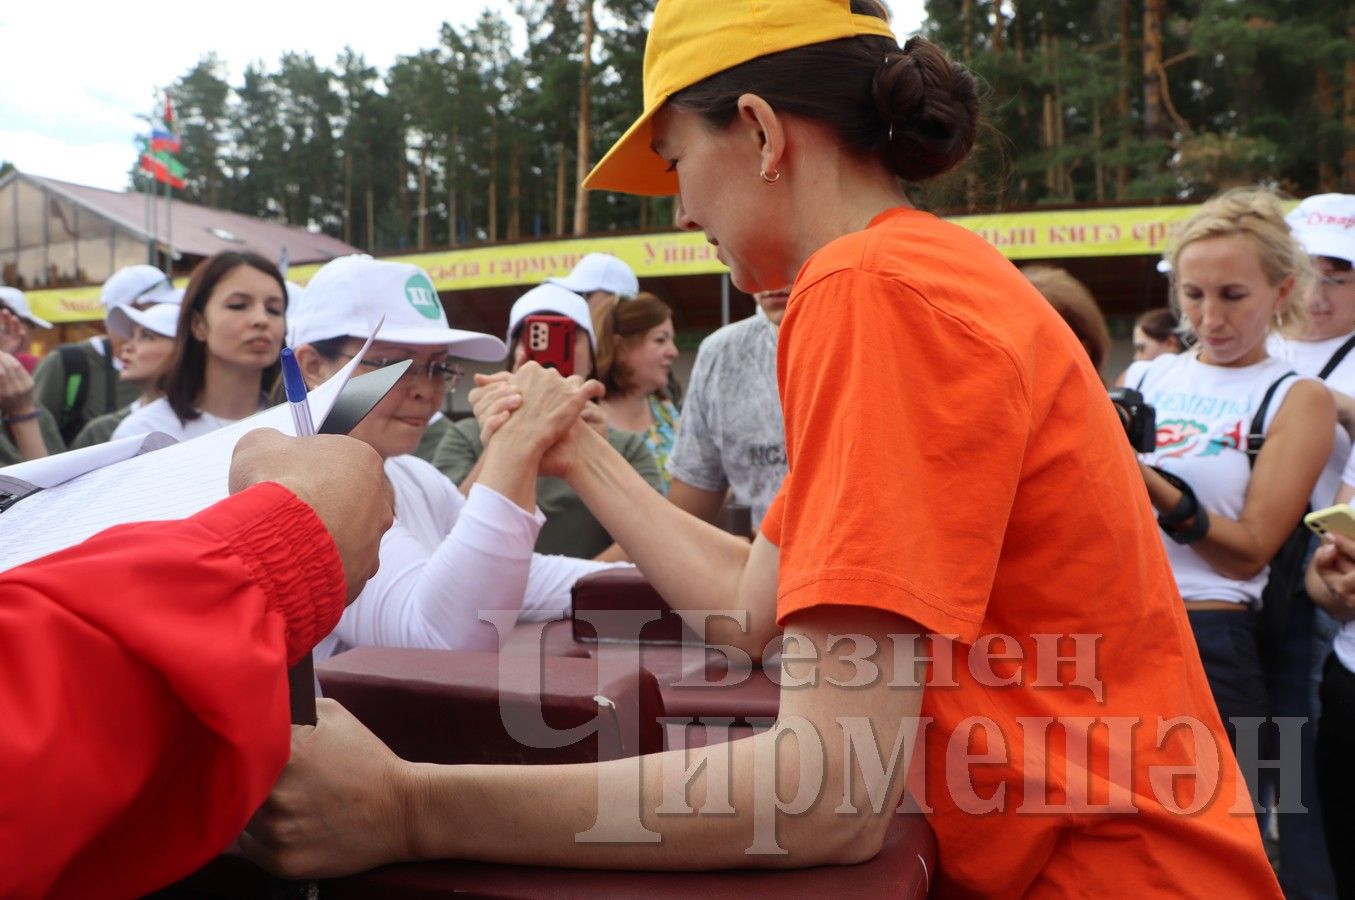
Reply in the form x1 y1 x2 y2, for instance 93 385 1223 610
405 273 441 320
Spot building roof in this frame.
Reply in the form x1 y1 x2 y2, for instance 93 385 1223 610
18 172 360 265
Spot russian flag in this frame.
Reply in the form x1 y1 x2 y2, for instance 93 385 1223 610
150 92 180 153
150 123 180 154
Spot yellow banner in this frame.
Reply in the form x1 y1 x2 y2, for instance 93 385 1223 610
26 202 1234 323
282 232 724 292
28 286 105 325
949 205 1202 261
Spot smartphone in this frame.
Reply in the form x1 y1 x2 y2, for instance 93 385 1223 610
523 314 576 377
1304 504 1355 540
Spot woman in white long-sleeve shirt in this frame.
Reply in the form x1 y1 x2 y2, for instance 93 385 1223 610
288 254 621 661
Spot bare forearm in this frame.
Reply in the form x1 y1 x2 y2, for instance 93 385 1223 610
1142 465 1294 580
5 415 48 461
667 478 727 525
475 424 545 513
405 727 876 871
568 427 757 634
592 542 630 562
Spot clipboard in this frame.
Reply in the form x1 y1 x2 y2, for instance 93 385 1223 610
291 359 409 727
319 359 410 436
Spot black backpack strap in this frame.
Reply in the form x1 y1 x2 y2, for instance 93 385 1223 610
99 336 117 412
1318 333 1355 381
1246 371 1299 469
56 344 92 445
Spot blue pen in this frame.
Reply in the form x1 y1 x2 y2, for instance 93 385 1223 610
280 348 315 437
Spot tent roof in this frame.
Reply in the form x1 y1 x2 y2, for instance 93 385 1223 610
18 173 360 265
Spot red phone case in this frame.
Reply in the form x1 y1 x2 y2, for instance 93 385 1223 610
523 315 576 377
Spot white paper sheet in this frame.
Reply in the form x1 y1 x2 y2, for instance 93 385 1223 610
0 330 379 572
0 432 175 490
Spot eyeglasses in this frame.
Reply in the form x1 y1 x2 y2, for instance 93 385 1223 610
336 353 464 388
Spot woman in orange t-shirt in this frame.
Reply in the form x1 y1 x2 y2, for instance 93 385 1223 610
244 2 1281 895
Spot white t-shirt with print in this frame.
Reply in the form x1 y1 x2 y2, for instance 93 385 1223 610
1125 351 1311 606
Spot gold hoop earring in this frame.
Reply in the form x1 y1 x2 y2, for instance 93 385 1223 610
760 168 780 184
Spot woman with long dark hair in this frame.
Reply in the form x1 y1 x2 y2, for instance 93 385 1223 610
114 252 285 441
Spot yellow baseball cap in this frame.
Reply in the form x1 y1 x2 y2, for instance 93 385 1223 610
582 0 896 197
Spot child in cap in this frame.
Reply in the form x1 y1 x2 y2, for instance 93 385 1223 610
286 255 625 661
69 303 181 450
430 282 664 560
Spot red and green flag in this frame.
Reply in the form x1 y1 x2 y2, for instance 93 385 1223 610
138 136 186 189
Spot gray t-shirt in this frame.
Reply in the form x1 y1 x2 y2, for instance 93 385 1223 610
668 312 786 528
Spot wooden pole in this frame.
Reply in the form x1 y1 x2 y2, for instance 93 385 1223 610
573 0 595 235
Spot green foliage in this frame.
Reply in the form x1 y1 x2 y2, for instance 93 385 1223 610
918 0 1351 210
142 0 1350 239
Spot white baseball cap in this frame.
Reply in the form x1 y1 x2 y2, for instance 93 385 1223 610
547 253 639 299
0 286 52 329
107 302 181 341
290 255 505 360
100 264 179 312
507 283 597 350
1287 194 1355 265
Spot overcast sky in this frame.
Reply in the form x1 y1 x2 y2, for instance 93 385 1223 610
0 1 926 192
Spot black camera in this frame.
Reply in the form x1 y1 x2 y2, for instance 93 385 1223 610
1108 388 1157 453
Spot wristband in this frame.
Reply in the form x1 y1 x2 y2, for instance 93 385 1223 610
2 409 41 426
1150 466 1210 543
1165 502 1210 544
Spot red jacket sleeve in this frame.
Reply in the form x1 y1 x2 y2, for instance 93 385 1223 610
0 482 346 899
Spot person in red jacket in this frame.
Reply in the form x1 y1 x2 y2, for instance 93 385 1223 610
0 428 393 899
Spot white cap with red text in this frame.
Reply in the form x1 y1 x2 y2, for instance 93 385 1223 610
1286 194 1355 264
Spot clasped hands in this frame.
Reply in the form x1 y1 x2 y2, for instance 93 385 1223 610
469 363 606 477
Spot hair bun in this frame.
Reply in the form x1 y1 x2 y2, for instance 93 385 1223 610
872 37 979 182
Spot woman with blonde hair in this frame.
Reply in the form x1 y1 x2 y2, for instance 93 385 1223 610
1125 187 1334 765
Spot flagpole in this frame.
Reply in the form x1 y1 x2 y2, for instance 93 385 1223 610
144 169 153 265
165 170 173 276
149 91 160 267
